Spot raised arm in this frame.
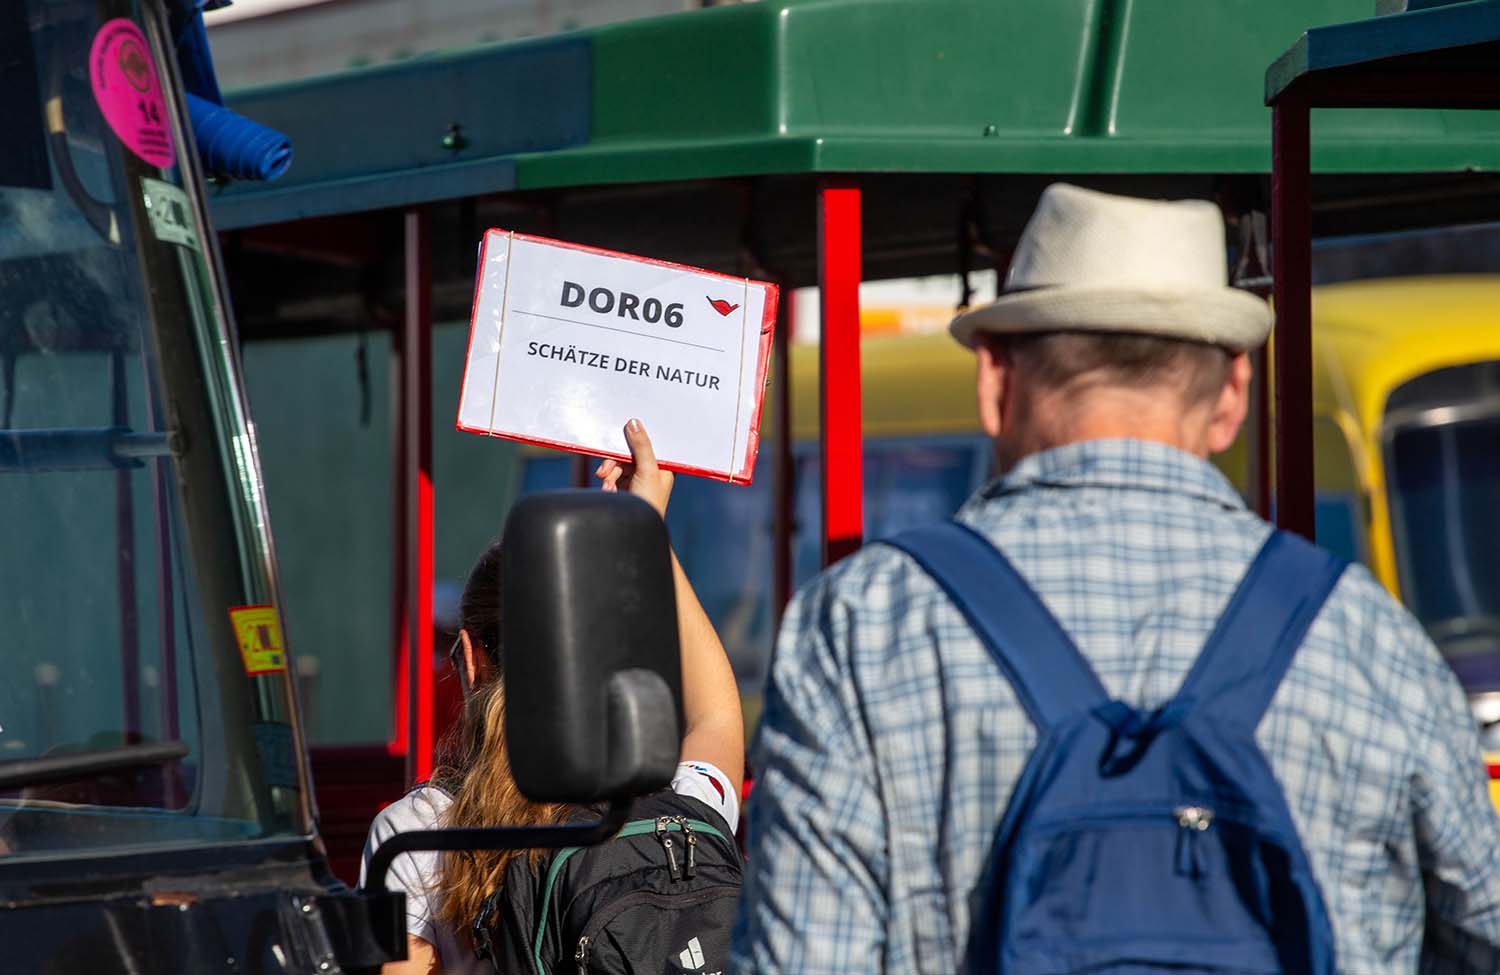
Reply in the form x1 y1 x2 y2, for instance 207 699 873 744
597 419 744 792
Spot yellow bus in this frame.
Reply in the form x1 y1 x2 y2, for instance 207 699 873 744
520 274 1500 797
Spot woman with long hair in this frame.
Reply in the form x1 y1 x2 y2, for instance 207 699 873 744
361 420 744 975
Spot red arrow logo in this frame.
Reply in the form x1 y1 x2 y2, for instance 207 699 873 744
707 297 740 317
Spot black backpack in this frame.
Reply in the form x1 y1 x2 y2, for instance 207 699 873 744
474 790 741 974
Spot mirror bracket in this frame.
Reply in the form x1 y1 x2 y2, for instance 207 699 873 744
361 797 631 894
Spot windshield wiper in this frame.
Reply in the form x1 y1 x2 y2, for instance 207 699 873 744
0 741 188 791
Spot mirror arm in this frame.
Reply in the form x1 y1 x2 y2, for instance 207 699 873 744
362 797 632 893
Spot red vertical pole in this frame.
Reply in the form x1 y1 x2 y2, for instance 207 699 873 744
572 455 593 488
772 284 794 615
1248 347 1271 519
1271 100 1315 541
405 208 436 783
818 179 863 565
390 281 409 762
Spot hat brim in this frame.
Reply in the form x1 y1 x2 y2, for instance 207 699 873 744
949 286 1272 353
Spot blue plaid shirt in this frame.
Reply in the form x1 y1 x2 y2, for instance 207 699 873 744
732 439 1500 974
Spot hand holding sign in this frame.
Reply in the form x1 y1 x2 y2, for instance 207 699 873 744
598 420 673 519
457 231 778 483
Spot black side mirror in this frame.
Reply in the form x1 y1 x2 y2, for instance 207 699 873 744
501 490 682 801
363 490 683 895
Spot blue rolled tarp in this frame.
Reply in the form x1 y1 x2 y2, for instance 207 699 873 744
186 92 293 182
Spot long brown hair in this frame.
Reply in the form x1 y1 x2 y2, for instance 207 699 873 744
433 541 572 941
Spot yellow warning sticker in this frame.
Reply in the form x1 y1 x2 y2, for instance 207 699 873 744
229 605 287 676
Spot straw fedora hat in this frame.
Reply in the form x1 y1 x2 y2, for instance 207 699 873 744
950 183 1272 352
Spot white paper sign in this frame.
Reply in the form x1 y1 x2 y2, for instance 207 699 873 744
457 230 779 483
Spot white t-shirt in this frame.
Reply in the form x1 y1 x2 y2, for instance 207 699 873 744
358 761 739 975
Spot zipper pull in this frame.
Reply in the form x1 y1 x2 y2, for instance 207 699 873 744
674 816 698 878
655 816 681 881
1174 805 1213 877
575 935 590 975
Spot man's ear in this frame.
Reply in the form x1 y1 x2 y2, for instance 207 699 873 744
1205 351 1253 454
975 336 1009 440
460 629 491 688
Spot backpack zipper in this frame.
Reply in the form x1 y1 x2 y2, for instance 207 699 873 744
673 815 698 878
1028 800 1258 835
1174 805 1214 877
655 816 682 881
532 817 729 975
570 886 740 974
1029 802 1302 882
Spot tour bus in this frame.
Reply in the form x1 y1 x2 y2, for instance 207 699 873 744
1 1 675 968
521 275 1500 800
10 8 1500 972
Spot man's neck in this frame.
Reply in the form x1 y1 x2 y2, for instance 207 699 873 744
996 390 1211 473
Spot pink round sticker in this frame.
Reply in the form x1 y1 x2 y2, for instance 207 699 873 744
89 18 175 169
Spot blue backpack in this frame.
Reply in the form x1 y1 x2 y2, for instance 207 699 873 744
886 523 1346 975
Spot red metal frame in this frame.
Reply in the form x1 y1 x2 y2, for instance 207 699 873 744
817 180 864 565
390 325 408 761
772 283 793 612
1265 42 1500 542
1270 99 1315 541
407 208 436 783
392 209 436 784
1248 348 1272 520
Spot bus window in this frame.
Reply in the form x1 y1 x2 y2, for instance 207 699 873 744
864 439 993 539
792 436 993 591
1386 413 1500 690
1313 494 1361 565
1313 418 1367 565
516 435 991 696
2 1 305 858
661 468 776 686
518 452 777 688
520 454 574 493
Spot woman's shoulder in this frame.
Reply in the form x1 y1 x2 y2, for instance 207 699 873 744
670 760 739 834
359 785 455 893
366 784 453 842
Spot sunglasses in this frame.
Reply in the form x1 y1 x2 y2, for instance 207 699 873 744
447 636 469 700
448 634 493 702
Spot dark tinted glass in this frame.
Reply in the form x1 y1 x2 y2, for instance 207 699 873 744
0 0 306 859
1387 415 1500 688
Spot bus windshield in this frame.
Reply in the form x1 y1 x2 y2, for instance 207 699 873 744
1387 413 1500 690
0 0 307 860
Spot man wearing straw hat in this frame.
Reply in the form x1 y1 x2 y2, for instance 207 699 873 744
733 184 1500 974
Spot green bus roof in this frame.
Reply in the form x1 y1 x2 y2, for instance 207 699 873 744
212 0 1500 230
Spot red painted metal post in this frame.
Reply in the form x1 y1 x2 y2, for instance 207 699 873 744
572 454 593 488
772 284 794 614
1248 347 1272 520
1271 100 1315 541
818 179 863 565
405 208 436 783
390 311 409 762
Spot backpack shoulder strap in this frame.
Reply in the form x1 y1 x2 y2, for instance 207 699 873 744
1175 530 1347 731
884 521 1109 729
